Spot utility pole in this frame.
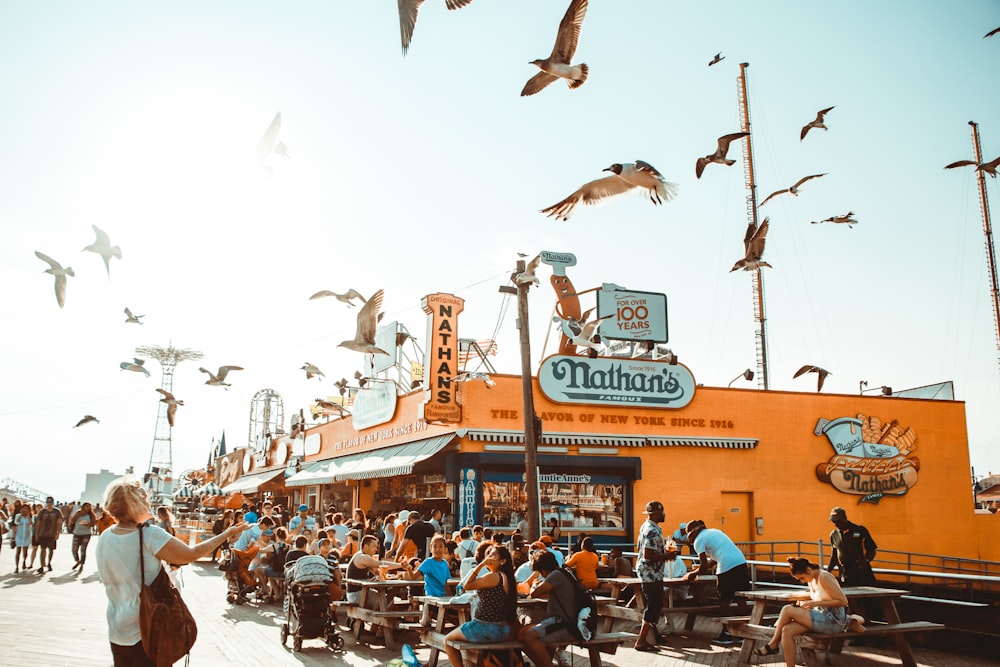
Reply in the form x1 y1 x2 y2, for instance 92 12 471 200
503 258 541 541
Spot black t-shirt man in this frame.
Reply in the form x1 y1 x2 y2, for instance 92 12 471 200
403 517 437 560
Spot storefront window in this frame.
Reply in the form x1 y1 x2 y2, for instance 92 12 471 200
482 472 625 532
373 475 453 513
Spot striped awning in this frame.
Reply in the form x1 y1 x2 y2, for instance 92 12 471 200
458 428 758 450
221 468 285 495
194 482 224 496
172 486 194 498
286 433 456 486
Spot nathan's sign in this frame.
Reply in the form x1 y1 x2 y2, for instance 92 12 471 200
539 355 695 407
421 292 465 424
596 284 668 343
352 381 397 430
813 414 920 504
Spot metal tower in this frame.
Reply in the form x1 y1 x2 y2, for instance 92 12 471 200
136 344 203 498
248 388 285 451
967 121 1000 368
737 62 770 389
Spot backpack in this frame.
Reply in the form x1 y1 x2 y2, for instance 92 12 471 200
553 568 598 643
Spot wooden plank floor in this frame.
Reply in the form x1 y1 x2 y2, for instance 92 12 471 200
0 545 995 667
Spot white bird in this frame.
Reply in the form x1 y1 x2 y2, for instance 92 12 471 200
124 307 144 324
800 106 835 141
34 251 75 308
567 314 611 352
199 365 243 389
397 0 476 56
760 174 827 207
542 161 678 221
944 156 1000 179
812 211 857 228
256 112 289 163
730 217 772 272
695 132 749 178
120 357 151 377
155 388 184 427
793 365 832 392
82 225 121 276
313 397 350 418
522 0 589 96
74 415 99 428
301 362 325 380
514 255 542 286
449 372 496 389
308 288 367 306
338 289 389 355
708 52 725 66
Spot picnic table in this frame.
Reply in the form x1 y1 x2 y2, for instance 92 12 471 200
596 575 719 633
343 578 425 650
729 586 945 667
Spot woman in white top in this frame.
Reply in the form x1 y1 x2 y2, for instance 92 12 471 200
95 478 246 667
755 557 865 664
70 502 97 571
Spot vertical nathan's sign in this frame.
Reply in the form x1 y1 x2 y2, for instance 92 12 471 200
421 292 465 424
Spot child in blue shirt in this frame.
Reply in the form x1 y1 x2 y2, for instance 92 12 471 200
406 535 451 624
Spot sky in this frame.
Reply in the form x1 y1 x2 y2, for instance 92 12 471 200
1 1 999 499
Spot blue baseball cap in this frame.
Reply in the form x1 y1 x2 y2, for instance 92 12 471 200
298 504 309 512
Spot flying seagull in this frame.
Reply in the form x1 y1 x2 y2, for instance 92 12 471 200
397 0 476 56
800 106 835 141
695 132 748 179
985 27 1000 38
256 112 289 163
522 0 589 97
120 358 151 377
449 372 496 389
74 415 99 428
314 397 350 417
542 161 679 221
812 211 857 228
308 288 367 306
34 251 75 308
155 388 184 427
793 365 832 392
708 52 725 66
730 217 772 272
199 365 243 389
338 289 389 355
566 314 611 353
301 362 325 380
514 254 542 286
82 225 122 276
944 156 1000 178
760 174 827 207
124 307 144 324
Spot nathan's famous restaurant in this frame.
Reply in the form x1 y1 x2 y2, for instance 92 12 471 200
214 280 1000 563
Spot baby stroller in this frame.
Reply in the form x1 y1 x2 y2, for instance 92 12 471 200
280 555 344 652
220 545 258 605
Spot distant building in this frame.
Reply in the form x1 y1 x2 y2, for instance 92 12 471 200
81 469 123 504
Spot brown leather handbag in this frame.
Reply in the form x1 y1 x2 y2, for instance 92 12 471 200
138 523 198 666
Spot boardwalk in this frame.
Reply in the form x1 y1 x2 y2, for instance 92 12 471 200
0 546 994 667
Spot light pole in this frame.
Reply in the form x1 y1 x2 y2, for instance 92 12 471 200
728 369 754 387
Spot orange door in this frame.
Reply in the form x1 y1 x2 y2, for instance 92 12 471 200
719 492 753 543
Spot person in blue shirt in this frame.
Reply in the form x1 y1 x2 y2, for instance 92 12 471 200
288 504 317 537
405 535 452 625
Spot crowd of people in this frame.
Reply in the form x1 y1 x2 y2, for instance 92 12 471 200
2 495 111 574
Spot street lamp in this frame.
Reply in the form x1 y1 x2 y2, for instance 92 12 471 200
728 369 754 387
859 381 893 396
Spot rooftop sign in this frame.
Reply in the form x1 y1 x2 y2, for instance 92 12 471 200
596 283 668 343
538 355 695 408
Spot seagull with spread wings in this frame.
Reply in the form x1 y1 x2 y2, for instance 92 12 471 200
338 289 388 355
34 251 75 308
514 255 542 286
760 174 827 207
156 388 184 427
730 218 772 272
541 161 678 221
124 307 144 324
256 112 289 164
522 0 589 96
812 211 857 228
567 314 611 353
120 358 150 376
309 288 367 306
397 0 476 56
82 225 121 276
985 27 1000 38
708 52 725 66
800 106 835 141
944 155 1000 178
199 365 243 389
695 132 748 179
794 365 832 392
301 362 325 380
74 415 100 428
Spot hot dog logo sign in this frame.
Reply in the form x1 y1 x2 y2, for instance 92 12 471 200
813 413 919 504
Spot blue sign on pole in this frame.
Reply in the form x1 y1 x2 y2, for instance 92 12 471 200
459 468 478 528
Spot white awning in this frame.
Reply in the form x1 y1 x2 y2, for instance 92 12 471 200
286 433 456 487
457 428 758 450
220 468 286 495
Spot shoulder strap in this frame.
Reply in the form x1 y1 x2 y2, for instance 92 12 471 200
138 523 146 588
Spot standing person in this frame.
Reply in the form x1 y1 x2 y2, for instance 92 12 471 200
400 511 437 560
210 509 233 563
330 512 350 548
155 506 175 536
429 508 444 534
381 513 397 556
351 507 367 534
634 500 670 651
683 519 751 645
70 502 97 571
34 496 63 574
95 477 247 667
288 504 317 536
545 517 562 544
444 545 518 667
754 558 866 663
13 504 33 572
827 507 878 586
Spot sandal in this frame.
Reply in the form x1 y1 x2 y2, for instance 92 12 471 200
755 643 779 656
634 643 658 652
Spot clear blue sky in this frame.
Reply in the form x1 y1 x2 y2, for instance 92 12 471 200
1 1 999 496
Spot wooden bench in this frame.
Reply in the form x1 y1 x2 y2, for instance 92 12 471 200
345 604 421 649
420 630 637 667
724 620 945 666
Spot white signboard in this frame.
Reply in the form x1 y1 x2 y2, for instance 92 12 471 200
351 381 398 430
373 322 398 373
539 355 695 408
596 284 668 343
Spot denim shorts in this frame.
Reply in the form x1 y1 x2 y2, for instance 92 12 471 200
460 619 511 643
528 616 575 645
810 606 848 634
